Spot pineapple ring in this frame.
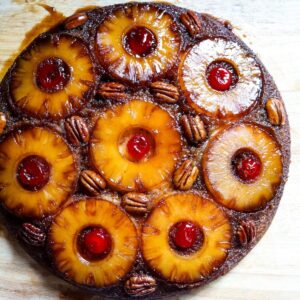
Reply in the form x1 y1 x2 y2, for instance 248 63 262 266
202 123 283 212
0 127 77 218
90 100 182 192
48 198 138 287
142 193 231 283
95 3 180 84
179 38 262 119
10 34 95 119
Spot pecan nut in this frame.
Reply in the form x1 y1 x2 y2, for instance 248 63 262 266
181 115 206 143
237 220 256 247
80 170 106 195
0 112 6 135
65 116 89 146
180 10 202 36
173 159 199 190
122 193 152 215
266 98 286 126
98 82 127 101
20 223 46 247
64 12 88 30
150 81 179 104
124 274 156 297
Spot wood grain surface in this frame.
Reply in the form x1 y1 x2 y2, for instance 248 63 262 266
0 0 299 299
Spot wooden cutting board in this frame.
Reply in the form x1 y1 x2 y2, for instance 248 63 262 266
0 0 299 299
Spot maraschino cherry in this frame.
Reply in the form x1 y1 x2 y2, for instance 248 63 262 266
36 57 71 93
173 221 198 249
233 149 262 182
207 66 233 91
127 134 151 161
17 155 50 191
123 26 157 57
80 227 112 259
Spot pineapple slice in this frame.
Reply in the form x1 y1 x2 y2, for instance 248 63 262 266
202 123 283 212
0 127 77 218
90 100 182 192
48 198 138 287
10 34 95 119
179 38 262 119
142 192 231 283
95 3 180 85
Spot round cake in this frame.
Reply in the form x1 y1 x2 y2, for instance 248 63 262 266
0 2 290 299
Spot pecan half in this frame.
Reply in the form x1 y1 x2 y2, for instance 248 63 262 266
181 115 206 143
180 10 202 36
150 81 179 104
0 112 6 135
124 274 156 297
122 193 152 216
20 223 46 247
173 159 199 190
65 116 89 146
98 82 127 101
64 12 88 30
80 170 106 195
237 220 256 247
266 98 286 126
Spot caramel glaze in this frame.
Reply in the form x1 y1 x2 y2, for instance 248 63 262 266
0 2 291 300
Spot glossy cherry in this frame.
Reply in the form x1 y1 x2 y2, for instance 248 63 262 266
123 26 157 57
81 227 111 257
35 57 71 93
17 155 50 191
232 149 262 182
127 134 151 161
207 66 233 91
173 221 198 249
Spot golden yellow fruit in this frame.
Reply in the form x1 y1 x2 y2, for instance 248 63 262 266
48 198 138 287
96 3 180 84
90 100 182 192
142 193 231 283
0 127 77 218
10 34 95 119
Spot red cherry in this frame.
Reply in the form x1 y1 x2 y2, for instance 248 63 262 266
173 221 198 249
82 227 111 256
207 66 233 91
36 57 71 93
123 26 157 57
17 155 50 191
233 149 262 182
127 134 151 161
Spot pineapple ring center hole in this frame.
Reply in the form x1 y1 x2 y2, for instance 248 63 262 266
77 226 112 261
231 148 262 183
206 60 238 92
35 56 71 93
122 26 158 58
168 221 204 255
118 127 156 162
17 155 51 191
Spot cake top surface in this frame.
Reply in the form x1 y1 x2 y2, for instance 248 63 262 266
0 2 290 299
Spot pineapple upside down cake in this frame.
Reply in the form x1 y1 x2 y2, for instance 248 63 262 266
0 2 290 299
